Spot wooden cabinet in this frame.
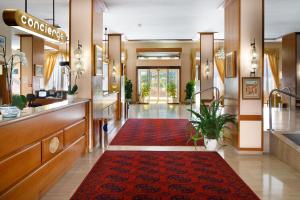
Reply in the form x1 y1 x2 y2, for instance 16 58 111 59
0 100 89 199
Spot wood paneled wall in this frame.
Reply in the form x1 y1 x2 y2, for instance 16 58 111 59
20 35 44 95
200 33 214 100
108 34 122 92
224 0 240 148
282 33 297 95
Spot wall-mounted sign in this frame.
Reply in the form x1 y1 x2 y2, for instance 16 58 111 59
2 9 67 43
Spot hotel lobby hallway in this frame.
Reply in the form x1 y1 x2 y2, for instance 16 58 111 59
42 104 300 200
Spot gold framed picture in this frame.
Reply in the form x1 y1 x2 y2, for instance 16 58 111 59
0 35 6 52
242 77 261 99
94 45 103 76
34 64 44 77
225 51 237 78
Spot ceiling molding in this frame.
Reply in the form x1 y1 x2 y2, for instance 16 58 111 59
136 48 182 53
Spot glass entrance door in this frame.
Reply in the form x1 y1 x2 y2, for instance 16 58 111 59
138 67 180 104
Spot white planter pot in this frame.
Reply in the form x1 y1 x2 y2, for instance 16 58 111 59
67 94 76 102
204 138 219 151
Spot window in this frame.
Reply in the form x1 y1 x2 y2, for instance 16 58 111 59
264 54 276 103
214 61 224 97
46 56 69 91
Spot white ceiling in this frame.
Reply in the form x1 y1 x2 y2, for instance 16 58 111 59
103 0 225 40
104 0 300 40
0 0 300 41
265 0 300 39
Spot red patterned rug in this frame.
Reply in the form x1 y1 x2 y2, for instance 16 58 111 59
71 151 259 200
110 119 202 146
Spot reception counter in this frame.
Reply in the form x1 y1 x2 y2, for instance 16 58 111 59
0 99 89 200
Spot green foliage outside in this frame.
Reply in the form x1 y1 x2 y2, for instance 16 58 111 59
141 83 150 98
167 82 177 98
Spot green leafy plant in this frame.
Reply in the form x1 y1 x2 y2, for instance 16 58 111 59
125 78 133 100
185 80 195 101
167 82 177 98
11 95 27 110
141 83 150 98
68 84 78 95
188 100 236 146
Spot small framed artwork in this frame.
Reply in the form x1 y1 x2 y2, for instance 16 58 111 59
242 77 261 99
94 45 103 76
35 64 44 77
0 35 6 53
225 51 237 78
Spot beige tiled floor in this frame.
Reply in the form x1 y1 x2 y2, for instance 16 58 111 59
42 104 300 200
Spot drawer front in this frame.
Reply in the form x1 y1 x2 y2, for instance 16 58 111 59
42 130 64 163
64 119 86 147
0 142 41 194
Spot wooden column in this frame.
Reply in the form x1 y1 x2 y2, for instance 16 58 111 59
224 0 264 153
70 0 104 149
282 33 300 101
108 34 122 120
108 34 122 93
200 32 214 101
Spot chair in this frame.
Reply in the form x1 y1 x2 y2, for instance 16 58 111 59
26 94 42 107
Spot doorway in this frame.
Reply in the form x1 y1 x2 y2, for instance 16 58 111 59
137 67 180 104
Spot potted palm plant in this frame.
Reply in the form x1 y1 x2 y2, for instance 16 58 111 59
167 81 177 103
188 100 236 150
185 80 195 104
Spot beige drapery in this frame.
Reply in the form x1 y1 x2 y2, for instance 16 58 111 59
265 49 280 89
44 52 68 84
214 56 225 83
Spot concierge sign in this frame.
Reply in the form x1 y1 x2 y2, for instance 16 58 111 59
2 9 67 43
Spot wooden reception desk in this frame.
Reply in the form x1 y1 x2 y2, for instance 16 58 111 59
0 99 89 200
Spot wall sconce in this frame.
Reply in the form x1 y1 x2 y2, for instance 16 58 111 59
205 59 210 80
73 40 85 77
111 60 118 90
250 38 258 77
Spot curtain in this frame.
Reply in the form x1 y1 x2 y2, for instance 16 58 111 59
214 56 225 83
44 52 68 85
265 49 280 89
